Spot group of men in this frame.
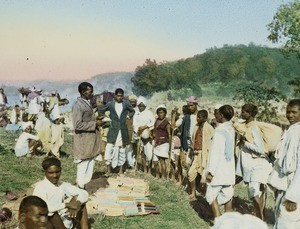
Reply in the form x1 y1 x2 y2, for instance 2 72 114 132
1 81 299 228
70 81 300 228
0 86 67 158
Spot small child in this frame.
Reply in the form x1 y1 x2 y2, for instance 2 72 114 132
153 104 171 179
15 122 41 157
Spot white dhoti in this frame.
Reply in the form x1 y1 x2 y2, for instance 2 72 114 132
75 158 95 188
126 144 135 168
143 142 153 162
105 143 127 168
206 185 234 205
153 142 169 159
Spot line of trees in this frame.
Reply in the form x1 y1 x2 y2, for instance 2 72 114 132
131 44 300 97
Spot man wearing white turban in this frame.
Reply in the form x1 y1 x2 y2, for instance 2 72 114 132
133 96 155 173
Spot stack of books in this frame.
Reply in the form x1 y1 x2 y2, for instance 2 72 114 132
86 177 159 216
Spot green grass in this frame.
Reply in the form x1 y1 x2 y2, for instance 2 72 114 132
0 128 276 228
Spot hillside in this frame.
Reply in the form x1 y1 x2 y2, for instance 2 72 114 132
131 44 300 97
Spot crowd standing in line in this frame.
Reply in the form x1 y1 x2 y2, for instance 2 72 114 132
0 83 299 228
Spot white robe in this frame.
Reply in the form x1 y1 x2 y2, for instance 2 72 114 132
274 123 300 228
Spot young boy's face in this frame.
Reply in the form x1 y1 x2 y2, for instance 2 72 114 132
157 110 166 120
197 114 206 125
45 165 61 185
22 206 48 229
115 92 124 103
241 109 251 121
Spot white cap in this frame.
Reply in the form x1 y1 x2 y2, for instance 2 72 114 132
156 104 167 112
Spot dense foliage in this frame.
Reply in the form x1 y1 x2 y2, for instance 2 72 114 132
233 82 286 122
131 44 300 98
267 0 300 54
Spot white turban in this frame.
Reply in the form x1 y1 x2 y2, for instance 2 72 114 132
22 121 33 131
137 96 148 106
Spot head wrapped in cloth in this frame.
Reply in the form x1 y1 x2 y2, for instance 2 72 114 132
137 96 148 107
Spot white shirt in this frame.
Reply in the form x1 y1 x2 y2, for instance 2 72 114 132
206 121 236 185
33 178 89 216
189 113 197 138
115 102 123 118
133 109 155 133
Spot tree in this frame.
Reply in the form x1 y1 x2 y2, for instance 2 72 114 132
267 0 300 54
131 59 160 96
288 77 300 97
233 82 286 122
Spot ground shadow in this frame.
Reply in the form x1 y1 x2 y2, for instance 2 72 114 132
85 176 109 195
190 195 214 225
233 196 275 225
190 195 275 226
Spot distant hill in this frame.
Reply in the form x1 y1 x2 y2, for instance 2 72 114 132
131 44 300 97
0 72 134 98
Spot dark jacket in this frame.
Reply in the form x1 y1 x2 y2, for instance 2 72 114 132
181 114 191 151
98 100 135 145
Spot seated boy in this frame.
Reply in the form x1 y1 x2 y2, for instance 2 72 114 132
18 195 49 229
33 157 89 229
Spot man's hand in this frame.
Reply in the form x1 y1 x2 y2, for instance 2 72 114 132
138 126 147 136
65 196 81 218
206 172 213 183
96 116 104 127
237 138 245 147
283 199 297 212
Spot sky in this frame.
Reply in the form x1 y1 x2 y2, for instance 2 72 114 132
0 0 292 82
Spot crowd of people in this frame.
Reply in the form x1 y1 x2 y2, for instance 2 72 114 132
0 82 299 228
0 87 67 158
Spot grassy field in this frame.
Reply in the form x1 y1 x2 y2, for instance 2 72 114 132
0 127 275 229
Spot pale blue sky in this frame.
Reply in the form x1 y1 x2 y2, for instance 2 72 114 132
0 0 291 81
